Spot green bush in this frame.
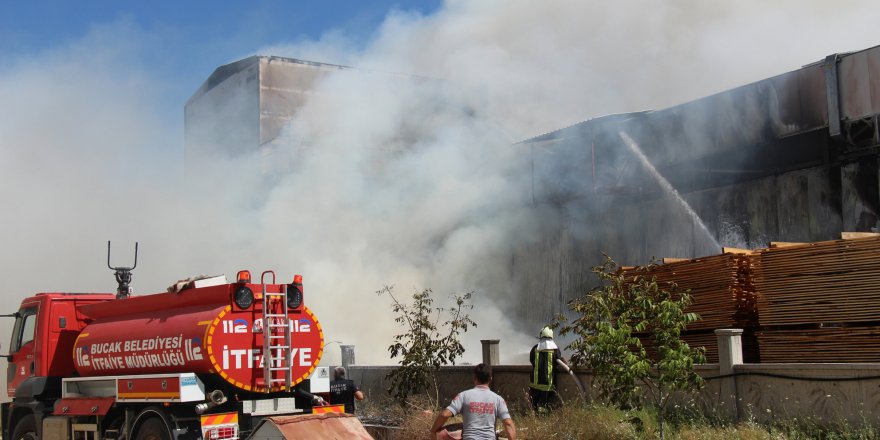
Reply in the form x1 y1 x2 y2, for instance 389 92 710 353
561 256 706 439
378 286 475 408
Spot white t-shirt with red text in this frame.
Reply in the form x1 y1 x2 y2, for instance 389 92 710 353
446 385 511 440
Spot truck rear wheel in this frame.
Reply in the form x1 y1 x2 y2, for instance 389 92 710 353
135 417 171 440
11 414 37 440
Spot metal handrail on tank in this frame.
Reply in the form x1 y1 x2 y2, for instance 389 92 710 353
261 270 276 285
107 241 138 299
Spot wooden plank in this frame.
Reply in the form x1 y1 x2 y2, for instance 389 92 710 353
841 231 880 239
753 236 880 327
722 247 753 255
622 253 756 331
757 325 880 363
662 258 690 264
768 241 808 248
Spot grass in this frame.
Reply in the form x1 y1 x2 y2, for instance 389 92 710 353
361 398 880 439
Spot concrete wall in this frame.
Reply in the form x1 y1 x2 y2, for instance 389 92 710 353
346 364 597 411
732 364 880 425
348 363 880 426
346 330 880 427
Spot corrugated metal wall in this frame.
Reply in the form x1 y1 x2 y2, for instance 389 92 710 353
514 46 880 327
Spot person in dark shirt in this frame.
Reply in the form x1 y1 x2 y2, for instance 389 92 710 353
529 326 571 412
329 366 364 414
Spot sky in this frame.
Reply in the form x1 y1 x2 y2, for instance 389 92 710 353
0 0 442 133
0 1 442 64
1 1 879 375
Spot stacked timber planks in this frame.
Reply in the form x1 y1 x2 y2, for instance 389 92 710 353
636 331 720 363
616 234 880 363
756 326 880 363
753 236 880 327
623 252 759 362
622 253 757 331
753 235 880 362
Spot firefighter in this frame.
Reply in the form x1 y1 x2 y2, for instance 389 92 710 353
329 367 364 414
528 326 570 412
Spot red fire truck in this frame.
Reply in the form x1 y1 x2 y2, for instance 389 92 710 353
1 243 350 440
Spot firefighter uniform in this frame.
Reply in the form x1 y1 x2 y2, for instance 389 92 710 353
528 327 566 411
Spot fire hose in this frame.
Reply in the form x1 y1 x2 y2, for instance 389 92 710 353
559 359 587 401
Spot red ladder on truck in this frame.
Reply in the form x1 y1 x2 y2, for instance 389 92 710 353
261 271 292 390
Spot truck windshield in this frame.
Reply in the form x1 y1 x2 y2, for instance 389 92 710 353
10 306 37 352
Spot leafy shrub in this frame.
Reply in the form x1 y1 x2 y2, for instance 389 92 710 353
379 286 475 407
561 256 706 439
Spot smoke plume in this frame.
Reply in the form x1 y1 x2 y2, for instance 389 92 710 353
1 1 878 377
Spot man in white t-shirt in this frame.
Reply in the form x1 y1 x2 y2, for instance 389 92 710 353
430 364 516 440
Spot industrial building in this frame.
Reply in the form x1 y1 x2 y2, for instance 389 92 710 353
185 45 880 429
187 46 880 329
514 44 880 325
185 56 351 170
185 55 473 173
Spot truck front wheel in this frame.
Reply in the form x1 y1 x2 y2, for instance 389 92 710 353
134 417 171 440
11 414 36 440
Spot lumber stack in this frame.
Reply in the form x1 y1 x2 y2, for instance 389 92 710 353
753 236 880 326
635 331 719 363
623 253 759 362
622 253 757 331
635 331 761 364
752 235 880 362
755 326 880 363
614 234 880 364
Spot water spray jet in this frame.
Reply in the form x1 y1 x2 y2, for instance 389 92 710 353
618 131 720 252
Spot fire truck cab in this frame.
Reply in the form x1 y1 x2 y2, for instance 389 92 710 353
5 293 115 440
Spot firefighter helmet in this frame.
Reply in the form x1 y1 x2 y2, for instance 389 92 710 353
539 326 553 339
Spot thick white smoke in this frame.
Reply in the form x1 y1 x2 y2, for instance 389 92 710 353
0 22 186 293
0 0 878 384
248 0 880 365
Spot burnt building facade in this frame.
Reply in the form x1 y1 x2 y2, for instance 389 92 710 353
185 56 352 171
186 47 880 329
515 44 880 325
